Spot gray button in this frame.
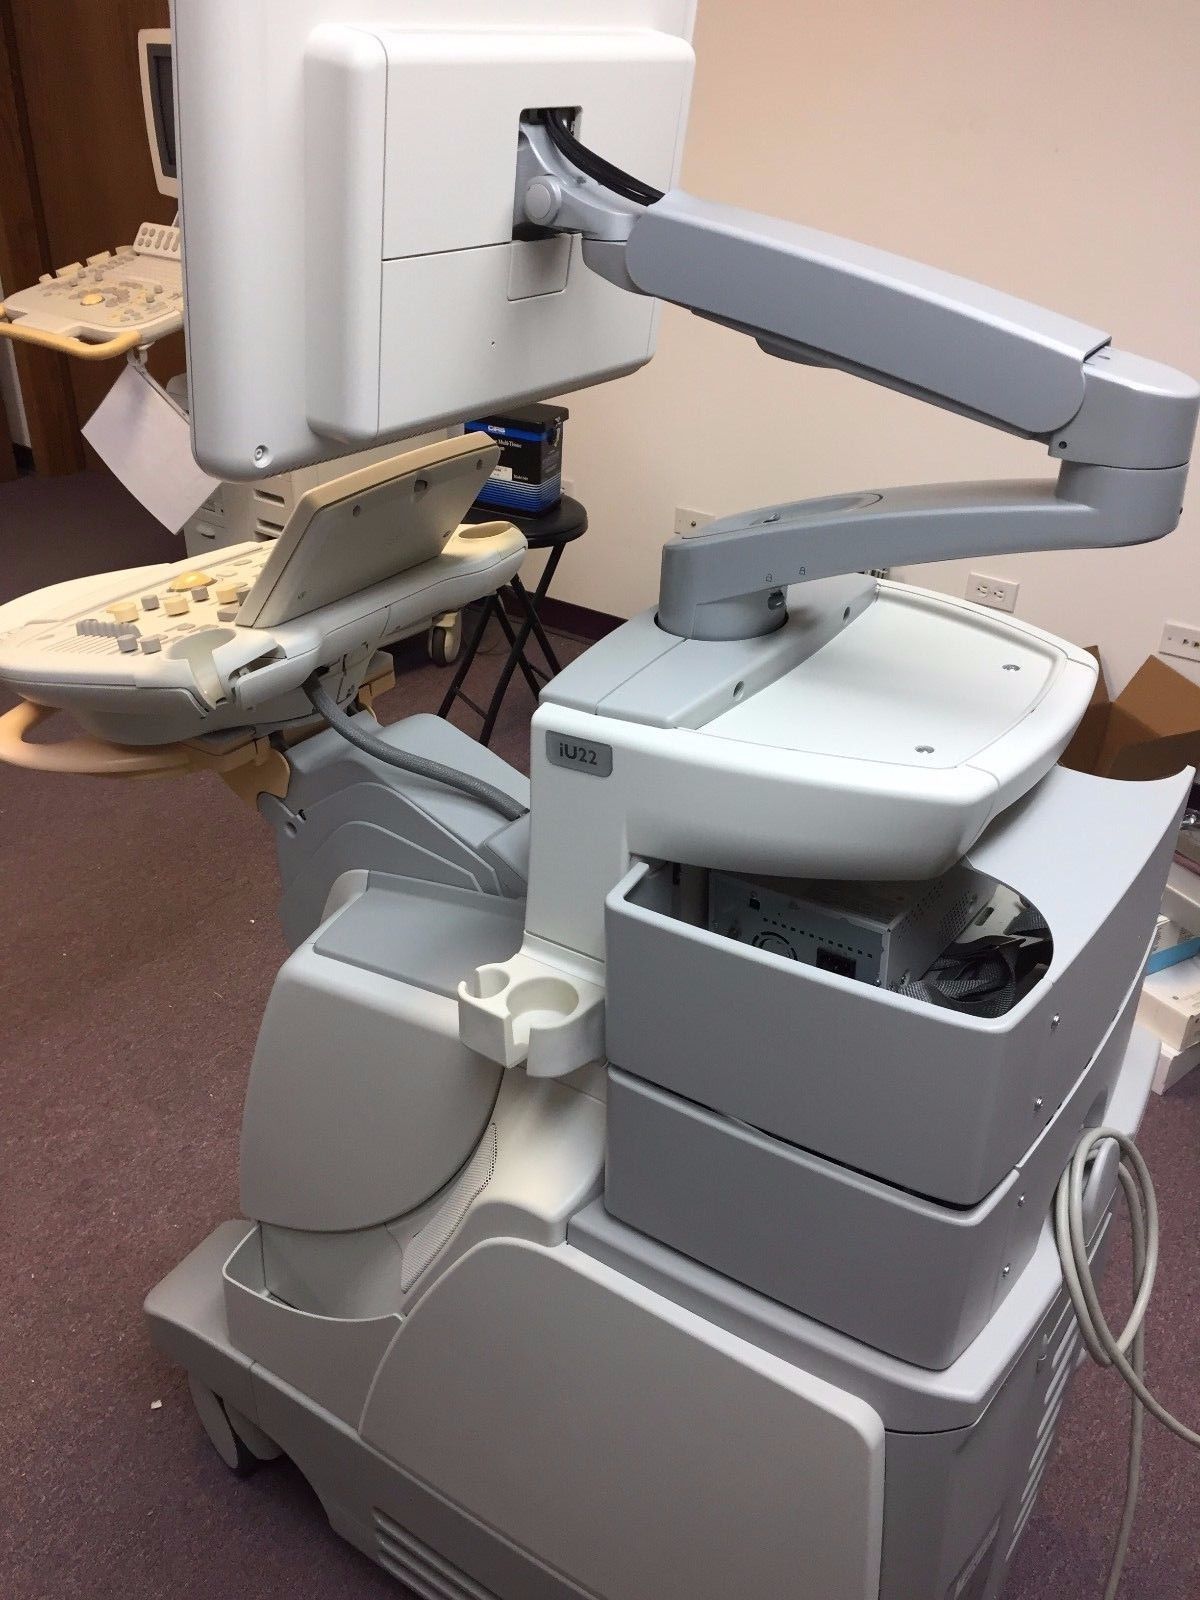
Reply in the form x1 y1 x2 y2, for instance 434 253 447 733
192 587 210 602
117 635 137 653
217 607 239 622
141 594 160 611
140 637 162 655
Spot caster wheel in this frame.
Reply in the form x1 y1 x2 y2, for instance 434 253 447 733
429 614 462 666
188 1376 281 1478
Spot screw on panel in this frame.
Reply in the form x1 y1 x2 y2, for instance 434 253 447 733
1051 1014 1061 1031
1002 1264 1012 1277
1034 1097 1044 1111
1017 1194 1026 1208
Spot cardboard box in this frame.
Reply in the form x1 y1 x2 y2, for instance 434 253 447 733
465 403 569 517
1146 912 1200 974
1152 1037 1200 1096
1060 650 1200 780
1137 954 1200 1052
1163 859 1200 936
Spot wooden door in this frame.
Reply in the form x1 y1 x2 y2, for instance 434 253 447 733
0 356 16 480
0 0 182 468
0 0 83 473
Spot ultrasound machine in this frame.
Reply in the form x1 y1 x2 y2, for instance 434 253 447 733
1 5 1197 1597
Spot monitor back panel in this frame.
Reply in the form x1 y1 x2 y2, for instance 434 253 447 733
171 0 696 479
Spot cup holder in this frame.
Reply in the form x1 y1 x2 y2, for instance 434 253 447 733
506 976 581 1027
458 948 605 1077
467 965 510 1000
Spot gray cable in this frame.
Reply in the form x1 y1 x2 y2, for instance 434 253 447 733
305 677 528 823
1054 1127 1200 1598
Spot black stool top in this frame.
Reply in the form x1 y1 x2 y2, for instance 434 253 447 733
464 494 588 551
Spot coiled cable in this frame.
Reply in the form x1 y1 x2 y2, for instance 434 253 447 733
1054 1128 1200 1598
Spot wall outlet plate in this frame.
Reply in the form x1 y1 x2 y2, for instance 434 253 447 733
1160 621 1200 663
966 572 1019 612
675 506 714 536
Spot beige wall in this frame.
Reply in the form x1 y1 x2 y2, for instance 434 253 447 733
556 0 1200 692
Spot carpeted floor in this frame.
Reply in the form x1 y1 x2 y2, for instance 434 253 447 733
1 469 1198 1600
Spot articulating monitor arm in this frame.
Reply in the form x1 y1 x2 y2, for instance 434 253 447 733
517 123 1200 639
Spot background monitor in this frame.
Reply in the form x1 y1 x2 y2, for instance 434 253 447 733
170 0 696 480
139 28 179 202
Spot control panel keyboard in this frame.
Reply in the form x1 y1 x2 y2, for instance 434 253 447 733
3 223 184 346
132 221 183 262
42 546 270 663
0 434 527 750
0 523 527 748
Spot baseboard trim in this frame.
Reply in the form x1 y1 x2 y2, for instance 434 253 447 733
536 595 624 641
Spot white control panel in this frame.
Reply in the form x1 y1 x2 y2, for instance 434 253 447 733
2 224 183 349
0 439 526 748
0 528 524 747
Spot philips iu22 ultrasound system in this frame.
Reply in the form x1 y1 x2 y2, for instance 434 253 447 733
1 4 1199 1599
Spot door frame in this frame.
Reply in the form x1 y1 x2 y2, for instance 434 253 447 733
0 0 85 475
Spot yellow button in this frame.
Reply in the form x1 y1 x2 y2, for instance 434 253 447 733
169 571 215 592
106 601 139 623
81 292 105 307
215 582 241 604
163 594 189 616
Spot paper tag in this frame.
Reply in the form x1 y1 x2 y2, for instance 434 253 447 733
83 363 220 532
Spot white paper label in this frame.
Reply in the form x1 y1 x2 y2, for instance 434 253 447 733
83 364 220 532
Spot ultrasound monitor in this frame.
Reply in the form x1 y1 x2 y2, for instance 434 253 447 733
139 28 179 201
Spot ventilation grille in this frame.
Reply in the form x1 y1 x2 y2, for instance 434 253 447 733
47 633 126 655
401 1125 498 1291
931 888 982 951
1006 1312 1084 1560
373 1511 497 1600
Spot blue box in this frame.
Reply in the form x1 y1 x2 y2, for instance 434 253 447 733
465 403 569 516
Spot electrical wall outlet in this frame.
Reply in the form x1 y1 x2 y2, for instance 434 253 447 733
966 572 1020 612
1159 621 1200 663
674 506 715 536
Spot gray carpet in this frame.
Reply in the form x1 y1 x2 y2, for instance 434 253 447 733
1 469 1198 1600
